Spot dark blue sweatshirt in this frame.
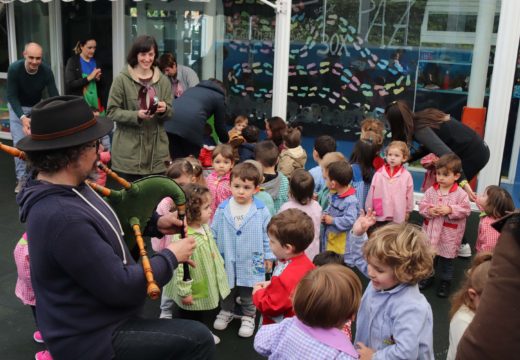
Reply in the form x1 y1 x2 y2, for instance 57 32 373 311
17 178 178 359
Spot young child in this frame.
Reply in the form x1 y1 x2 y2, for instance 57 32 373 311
212 162 274 338
254 264 362 359
349 210 435 359
238 125 260 163
446 252 492 360
207 144 234 219
255 140 289 213
322 160 359 265
475 185 514 253
316 152 346 210
14 233 53 360
365 140 414 225
419 153 471 297
151 159 196 319
350 139 379 209
162 184 231 345
244 159 276 215
309 135 336 194
185 156 206 186
252 208 316 324
278 126 307 178
359 118 385 170
229 114 248 139
279 169 322 260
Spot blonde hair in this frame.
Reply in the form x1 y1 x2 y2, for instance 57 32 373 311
360 118 384 145
293 264 362 328
185 156 206 186
450 252 493 319
320 152 346 172
385 140 410 161
364 223 434 284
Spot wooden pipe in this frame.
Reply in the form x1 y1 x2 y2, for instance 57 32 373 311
131 219 161 300
0 142 25 159
97 162 131 189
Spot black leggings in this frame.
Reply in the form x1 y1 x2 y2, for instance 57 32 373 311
167 133 202 160
461 141 490 182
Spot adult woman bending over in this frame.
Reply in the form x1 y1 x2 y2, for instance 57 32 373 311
386 101 489 201
107 35 172 181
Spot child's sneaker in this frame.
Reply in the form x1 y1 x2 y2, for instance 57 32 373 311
212 332 221 344
238 316 255 338
213 310 234 330
33 331 44 344
159 310 172 319
458 243 471 258
35 350 53 360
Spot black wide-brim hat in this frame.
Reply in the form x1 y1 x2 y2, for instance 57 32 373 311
16 96 113 151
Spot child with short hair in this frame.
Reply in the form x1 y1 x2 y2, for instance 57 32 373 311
278 126 307 178
14 233 54 360
244 159 276 215
255 140 289 213
322 160 359 265
419 153 471 297
309 135 336 193
447 252 493 360
151 158 196 319
239 125 260 163
475 185 514 253
316 151 346 210
253 208 316 324
163 184 230 345
365 140 414 224
212 162 274 338
254 264 362 359
349 211 435 359
312 250 346 267
279 169 322 260
207 143 234 219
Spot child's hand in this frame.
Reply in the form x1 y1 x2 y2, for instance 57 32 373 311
264 260 273 273
352 209 377 236
322 214 334 225
252 281 271 294
427 206 439 216
438 205 452 216
181 295 193 305
356 342 375 360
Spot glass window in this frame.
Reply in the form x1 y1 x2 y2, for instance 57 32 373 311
14 1 51 64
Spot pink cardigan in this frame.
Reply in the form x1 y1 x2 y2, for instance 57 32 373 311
419 183 471 258
14 233 35 306
365 165 414 223
206 171 232 220
476 215 501 253
279 199 322 261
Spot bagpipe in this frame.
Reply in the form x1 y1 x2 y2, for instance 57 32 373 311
1 142 190 300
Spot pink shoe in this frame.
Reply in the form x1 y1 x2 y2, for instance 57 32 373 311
35 350 53 360
33 330 44 344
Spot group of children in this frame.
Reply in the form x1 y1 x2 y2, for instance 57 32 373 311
14 113 516 359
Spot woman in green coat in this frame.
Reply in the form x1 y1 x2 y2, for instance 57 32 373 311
107 35 173 181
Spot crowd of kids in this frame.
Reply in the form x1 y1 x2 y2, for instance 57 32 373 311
14 112 516 359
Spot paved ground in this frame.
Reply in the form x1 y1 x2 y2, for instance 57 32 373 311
0 148 479 359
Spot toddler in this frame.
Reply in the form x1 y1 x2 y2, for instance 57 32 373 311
350 211 435 359
279 169 322 260
151 158 196 319
207 144 234 219
359 118 385 170
365 140 413 224
162 184 230 345
244 159 276 215
475 185 514 253
229 114 248 139
322 160 359 264
350 139 379 209
255 140 289 213
447 252 492 360
278 126 307 178
212 162 274 338
253 208 316 324
419 153 471 297
185 156 206 186
239 125 260 163
14 233 53 360
254 264 362 359
316 152 346 209
309 135 336 194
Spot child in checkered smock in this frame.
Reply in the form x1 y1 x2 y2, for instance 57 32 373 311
254 264 362 359
419 154 471 298
206 144 234 220
475 185 514 253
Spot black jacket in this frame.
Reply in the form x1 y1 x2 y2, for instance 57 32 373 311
64 54 106 107
238 143 256 163
164 80 229 146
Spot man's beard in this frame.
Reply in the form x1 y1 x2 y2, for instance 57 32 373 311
85 160 100 182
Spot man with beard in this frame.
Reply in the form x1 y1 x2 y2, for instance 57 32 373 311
7 42 60 193
16 96 215 360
